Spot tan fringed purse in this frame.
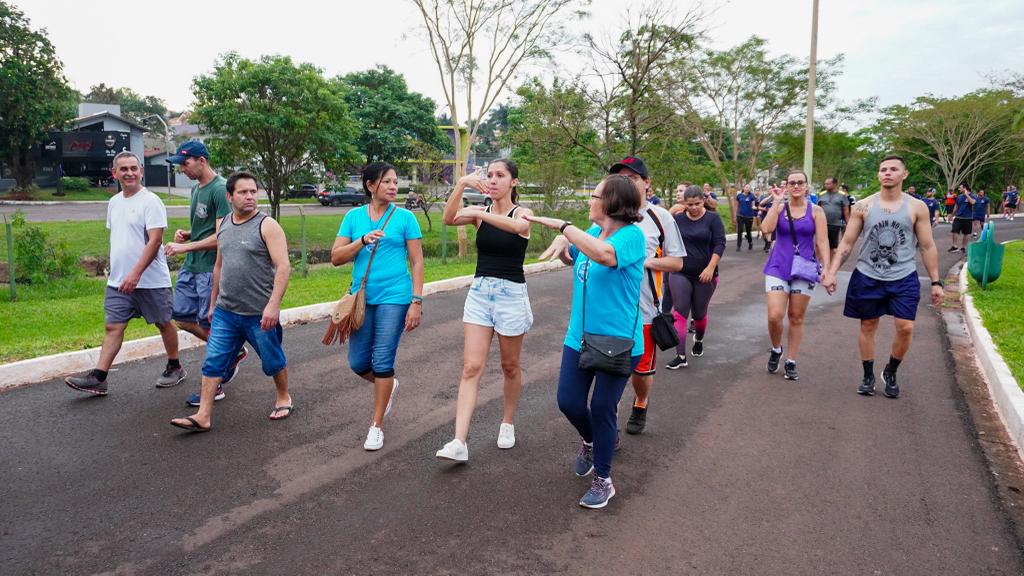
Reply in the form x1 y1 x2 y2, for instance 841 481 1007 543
322 205 397 345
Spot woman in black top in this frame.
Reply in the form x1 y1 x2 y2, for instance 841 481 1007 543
666 185 726 369
435 159 534 462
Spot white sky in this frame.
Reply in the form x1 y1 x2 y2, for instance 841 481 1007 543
14 0 1023 127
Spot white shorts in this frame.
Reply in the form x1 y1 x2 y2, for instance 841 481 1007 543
463 276 533 336
765 274 816 295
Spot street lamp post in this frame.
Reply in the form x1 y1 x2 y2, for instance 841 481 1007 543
144 114 173 198
803 0 819 185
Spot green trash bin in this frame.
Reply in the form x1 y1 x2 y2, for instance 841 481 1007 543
967 222 1004 288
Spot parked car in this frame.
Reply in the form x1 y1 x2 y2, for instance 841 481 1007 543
319 186 366 206
287 184 319 199
447 188 492 207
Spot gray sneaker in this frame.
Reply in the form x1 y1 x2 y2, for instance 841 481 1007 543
156 366 187 388
579 476 615 509
573 441 594 476
65 372 108 396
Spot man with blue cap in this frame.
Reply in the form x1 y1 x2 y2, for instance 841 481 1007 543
164 141 248 405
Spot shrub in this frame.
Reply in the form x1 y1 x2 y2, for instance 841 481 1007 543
10 212 82 284
60 177 91 191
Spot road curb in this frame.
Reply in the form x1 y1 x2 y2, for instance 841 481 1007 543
0 260 567 391
958 253 1024 460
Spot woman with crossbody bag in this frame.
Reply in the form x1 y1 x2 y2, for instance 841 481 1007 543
760 170 831 382
526 175 645 509
331 162 425 451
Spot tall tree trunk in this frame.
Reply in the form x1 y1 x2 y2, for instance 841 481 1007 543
10 149 35 190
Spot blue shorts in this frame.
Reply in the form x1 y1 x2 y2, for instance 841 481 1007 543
172 270 213 327
202 307 287 378
348 303 409 378
843 269 921 321
463 276 533 336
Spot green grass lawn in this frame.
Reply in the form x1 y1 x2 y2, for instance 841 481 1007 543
969 240 1024 390
0 187 179 202
0 256 489 363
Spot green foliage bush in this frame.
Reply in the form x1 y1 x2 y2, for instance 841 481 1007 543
10 212 81 284
60 177 91 191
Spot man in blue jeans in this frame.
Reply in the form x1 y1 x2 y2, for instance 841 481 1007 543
164 141 248 405
170 171 293 432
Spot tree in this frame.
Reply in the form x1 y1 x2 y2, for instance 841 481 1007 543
880 90 1024 193
82 83 169 125
665 36 842 194
400 140 451 232
340 66 451 163
772 126 872 188
410 0 585 255
192 53 359 220
0 1 76 190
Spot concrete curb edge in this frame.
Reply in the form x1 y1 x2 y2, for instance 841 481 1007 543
958 253 1024 460
0 260 567 391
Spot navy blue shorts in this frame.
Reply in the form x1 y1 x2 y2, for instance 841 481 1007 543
843 269 921 321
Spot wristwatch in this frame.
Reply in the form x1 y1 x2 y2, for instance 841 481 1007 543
559 221 572 233
931 280 943 288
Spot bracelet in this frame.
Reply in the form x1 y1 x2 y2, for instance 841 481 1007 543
411 295 423 303
360 235 368 246
559 221 572 233
931 280 943 288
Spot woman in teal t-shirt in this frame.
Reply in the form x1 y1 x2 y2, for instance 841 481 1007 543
527 175 645 509
331 162 424 452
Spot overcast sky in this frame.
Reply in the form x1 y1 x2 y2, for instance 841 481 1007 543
15 0 1023 127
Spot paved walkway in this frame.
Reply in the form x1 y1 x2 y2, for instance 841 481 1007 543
2 222 1023 575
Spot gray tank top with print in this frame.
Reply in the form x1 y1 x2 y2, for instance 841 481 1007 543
855 195 918 281
216 212 275 315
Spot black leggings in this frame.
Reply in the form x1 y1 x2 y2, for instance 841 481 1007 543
737 216 753 247
667 273 717 354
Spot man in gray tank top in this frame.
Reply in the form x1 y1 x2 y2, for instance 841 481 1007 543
821 156 943 399
171 171 294 432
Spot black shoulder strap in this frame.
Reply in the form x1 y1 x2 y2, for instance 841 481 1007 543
784 203 800 255
645 208 666 308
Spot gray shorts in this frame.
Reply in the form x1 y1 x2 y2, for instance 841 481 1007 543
104 286 173 325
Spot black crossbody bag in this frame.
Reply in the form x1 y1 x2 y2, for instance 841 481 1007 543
644 209 680 350
578 258 640 377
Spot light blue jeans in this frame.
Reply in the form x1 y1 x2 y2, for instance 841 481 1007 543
348 303 410 378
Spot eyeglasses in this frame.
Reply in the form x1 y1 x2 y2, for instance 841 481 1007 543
787 180 806 186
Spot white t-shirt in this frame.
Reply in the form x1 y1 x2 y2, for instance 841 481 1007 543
106 188 172 289
638 203 686 323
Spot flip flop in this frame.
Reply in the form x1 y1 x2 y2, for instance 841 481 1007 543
269 405 294 421
170 416 211 433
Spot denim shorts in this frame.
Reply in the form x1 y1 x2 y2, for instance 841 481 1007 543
462 276 533 336
348 303 409 378
202 306 287 378
764 274 815 295
172 270 214 327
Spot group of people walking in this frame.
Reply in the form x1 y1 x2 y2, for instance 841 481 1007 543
63 143 948 510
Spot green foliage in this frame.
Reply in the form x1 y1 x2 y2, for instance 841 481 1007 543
82 83 168 125
60 176 90 191
340 65 451 163
191 53 360 220
772 126 873 188
0 1 77 189
9 212 80 284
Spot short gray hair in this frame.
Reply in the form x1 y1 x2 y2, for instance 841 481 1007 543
112 151 142 168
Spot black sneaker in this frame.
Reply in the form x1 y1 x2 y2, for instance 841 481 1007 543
959 247 966 253
748 243 753 250
858 373 876 396
881 371 900 398
767 349 783 373
665 355 688 370
65 373 108 396
691 339 704 357
625 406 647 435
947 246 958 252
736 245 741 252
783 360 799 380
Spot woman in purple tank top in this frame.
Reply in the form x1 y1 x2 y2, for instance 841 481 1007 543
759 170 831 381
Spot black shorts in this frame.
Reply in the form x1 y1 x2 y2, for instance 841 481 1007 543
843 269 920 321
826 225 843 249
952 218 973 235
1007 203 1018 209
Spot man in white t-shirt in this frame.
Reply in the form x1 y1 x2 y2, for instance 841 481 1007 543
65 152 183 395
609 157 686 436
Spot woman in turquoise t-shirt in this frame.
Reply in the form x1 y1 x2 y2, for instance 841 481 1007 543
527 175 645 509
331 162 424 452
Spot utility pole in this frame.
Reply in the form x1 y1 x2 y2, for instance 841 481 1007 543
803 0 819 185
144 114 173 197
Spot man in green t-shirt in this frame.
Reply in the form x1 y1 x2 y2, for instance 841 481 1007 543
164 141 247 405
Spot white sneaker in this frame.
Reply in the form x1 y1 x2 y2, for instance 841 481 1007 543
363 425 384 451
435 438 468 461
384 378 399 417
497 423 516 449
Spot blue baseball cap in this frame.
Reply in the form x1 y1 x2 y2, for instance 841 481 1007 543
166 141 209 164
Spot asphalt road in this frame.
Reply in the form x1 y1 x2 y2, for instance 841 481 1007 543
2 220 1023 575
